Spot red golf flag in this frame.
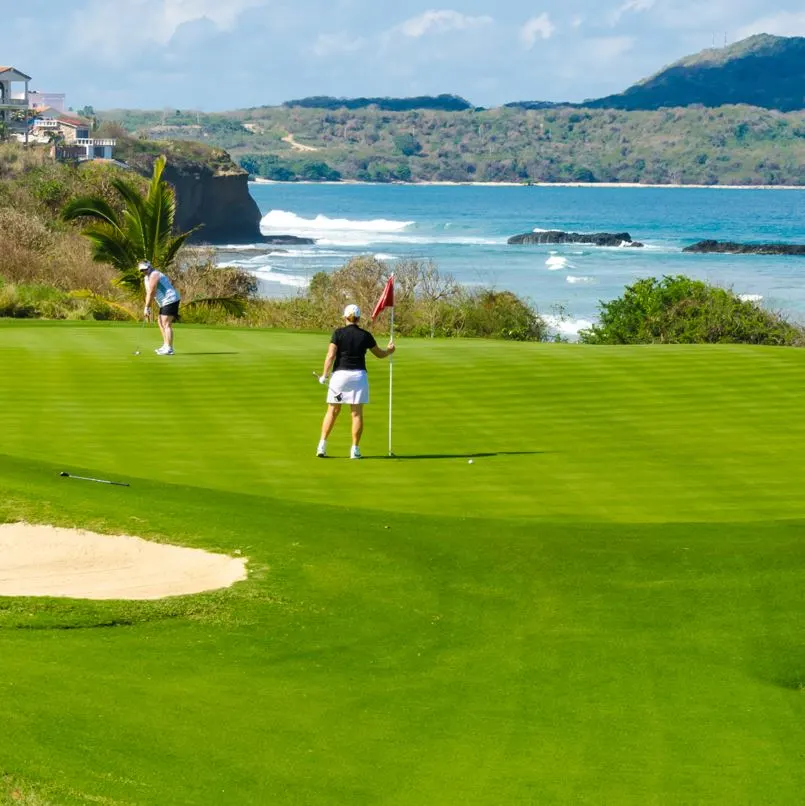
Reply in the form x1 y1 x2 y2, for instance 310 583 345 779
371 275 394 321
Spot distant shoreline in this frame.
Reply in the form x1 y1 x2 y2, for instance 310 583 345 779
250 178 805 190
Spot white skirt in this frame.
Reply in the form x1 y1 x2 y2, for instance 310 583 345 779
328 369 369 405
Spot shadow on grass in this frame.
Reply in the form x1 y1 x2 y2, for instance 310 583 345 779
340 451 548 461
180 352 240 356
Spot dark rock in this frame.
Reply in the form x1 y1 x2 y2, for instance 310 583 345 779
261 236 315 245
683 240 805 255
508 230 644 247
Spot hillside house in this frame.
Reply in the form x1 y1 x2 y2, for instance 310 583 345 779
0 66 31 139
31 108 116 160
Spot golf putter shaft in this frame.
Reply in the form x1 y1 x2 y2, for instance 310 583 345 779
60 471 129 487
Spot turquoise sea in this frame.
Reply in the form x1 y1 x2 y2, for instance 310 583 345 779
221 183 805 336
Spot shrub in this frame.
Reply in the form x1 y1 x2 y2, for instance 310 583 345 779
454 289 548 340
580 275 804 345
244 256 547 341
0 282 129 320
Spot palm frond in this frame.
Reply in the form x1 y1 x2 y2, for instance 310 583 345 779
144 157 177 261
158 229 198 271
63 155 194 293
61 197 121 228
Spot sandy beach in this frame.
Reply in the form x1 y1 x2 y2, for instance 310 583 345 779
251 178 805 190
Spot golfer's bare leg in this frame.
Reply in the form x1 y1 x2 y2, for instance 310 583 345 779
160 315 175 348
350 404 364 446
321 404 341 439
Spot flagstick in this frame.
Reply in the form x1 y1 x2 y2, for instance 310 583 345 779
388 291 395 457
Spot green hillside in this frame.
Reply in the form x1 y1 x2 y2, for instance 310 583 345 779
587 34 805 112
101 103 805 184
2 321 805 803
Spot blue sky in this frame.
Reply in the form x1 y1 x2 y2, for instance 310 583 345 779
1 0 801 110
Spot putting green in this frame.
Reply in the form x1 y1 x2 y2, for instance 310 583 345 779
1 320 804 804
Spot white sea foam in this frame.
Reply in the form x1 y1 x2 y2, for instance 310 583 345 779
260 209 503 247
373 253 398 260
739 294 764 302
546 256 571 271
262 210 414 234
566 275 595 284
543 314 594 340
251 267 309 288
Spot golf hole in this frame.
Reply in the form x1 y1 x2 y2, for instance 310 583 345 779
0 523 248 600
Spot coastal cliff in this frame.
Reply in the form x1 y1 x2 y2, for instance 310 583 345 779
115 137 302 244
162 163 261 243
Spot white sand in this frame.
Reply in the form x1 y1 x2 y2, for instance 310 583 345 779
0 523 248 600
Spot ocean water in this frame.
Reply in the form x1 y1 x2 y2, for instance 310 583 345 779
218 183 805 337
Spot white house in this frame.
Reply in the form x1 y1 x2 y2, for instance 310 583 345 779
31 108 116 161
0 66 31 139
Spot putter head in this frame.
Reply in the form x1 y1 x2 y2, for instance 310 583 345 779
59 471 69 477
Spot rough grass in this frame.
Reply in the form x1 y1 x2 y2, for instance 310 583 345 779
1 321 805 804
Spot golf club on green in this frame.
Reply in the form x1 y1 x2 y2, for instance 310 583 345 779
59 471 130 487
134 315 148 355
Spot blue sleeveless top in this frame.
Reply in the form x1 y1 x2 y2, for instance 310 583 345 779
148 270 180 307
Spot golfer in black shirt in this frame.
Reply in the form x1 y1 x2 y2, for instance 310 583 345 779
316 304 395 459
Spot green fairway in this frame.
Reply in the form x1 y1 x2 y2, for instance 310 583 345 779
1 320 805 804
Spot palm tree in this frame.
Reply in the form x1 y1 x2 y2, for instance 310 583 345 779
61 155 195 294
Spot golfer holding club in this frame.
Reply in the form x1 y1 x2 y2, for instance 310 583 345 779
139 260 180 355
316 304 395 459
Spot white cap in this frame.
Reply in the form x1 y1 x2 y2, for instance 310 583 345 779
137 260 153 272
343 304 361 319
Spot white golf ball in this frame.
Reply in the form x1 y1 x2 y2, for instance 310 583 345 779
134 351 140 355
468 459 474 464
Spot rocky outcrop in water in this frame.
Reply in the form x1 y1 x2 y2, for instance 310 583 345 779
508 230 644 247
683 240 805 255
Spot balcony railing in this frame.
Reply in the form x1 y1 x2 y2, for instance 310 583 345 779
73 138 117 147
0 98 28 107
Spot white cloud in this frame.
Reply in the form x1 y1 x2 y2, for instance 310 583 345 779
68 0 269 60
311 32 366 57
585 35 635 62
397 9 493 38
736 12 805 39
162 0 267 38
520 13 555 49
571 14 585 29
610 0 655 26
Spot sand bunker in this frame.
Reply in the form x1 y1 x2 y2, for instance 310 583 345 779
0 523 247 600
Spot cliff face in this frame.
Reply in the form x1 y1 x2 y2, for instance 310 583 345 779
119 140 264 244
162 164 261 244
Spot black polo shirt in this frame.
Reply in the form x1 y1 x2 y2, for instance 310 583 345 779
331 324 377 371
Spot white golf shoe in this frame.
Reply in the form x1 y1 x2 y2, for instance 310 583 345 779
350 446 362 460
155 345 174 355
316 440 327 458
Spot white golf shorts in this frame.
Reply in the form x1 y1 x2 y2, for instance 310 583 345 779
328 370 369 405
